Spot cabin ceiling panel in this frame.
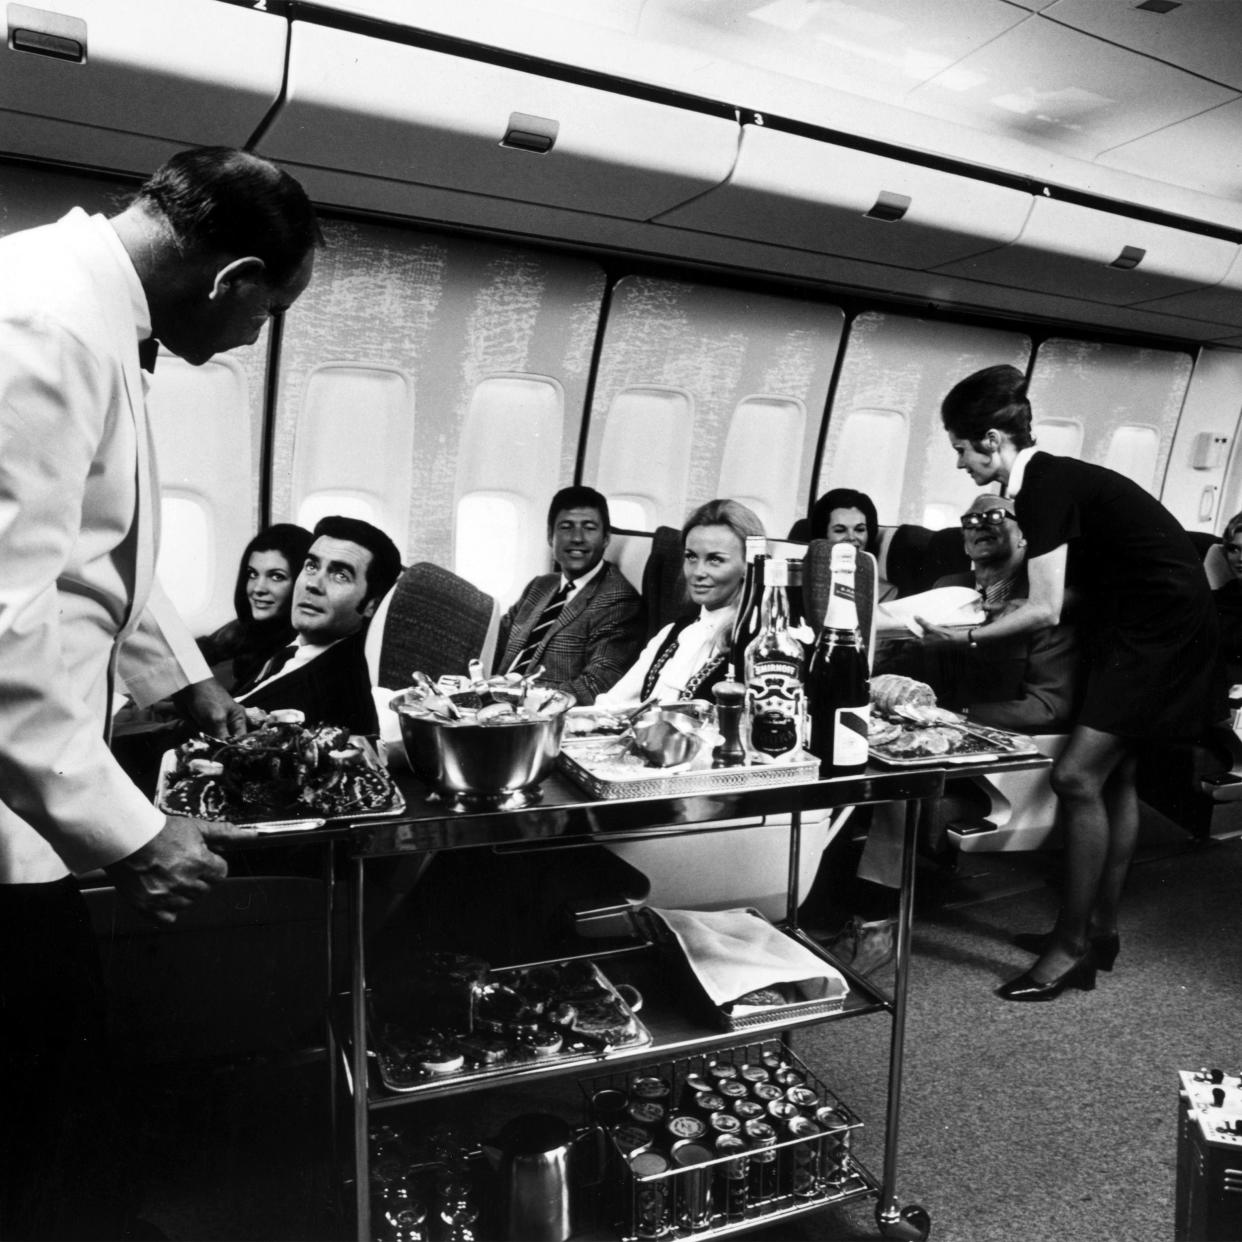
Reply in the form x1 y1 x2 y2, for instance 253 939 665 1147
1045 0 1242 92
903 15 1237 161
0 0 287 172
654 126 1033 270
1134 248 1242 330
1096 99 1242 203
256 22 740 223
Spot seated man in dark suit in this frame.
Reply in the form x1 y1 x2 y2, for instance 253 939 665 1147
236 514 402 736
494 485 642 704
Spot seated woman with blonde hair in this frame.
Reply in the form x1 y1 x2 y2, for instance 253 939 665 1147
594 498 765 711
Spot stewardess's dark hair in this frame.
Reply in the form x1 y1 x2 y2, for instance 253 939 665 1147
940 364 1035 449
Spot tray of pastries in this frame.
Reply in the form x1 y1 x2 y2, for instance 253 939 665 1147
370 955 651 1093
156 707 403 830
867 675 1039 767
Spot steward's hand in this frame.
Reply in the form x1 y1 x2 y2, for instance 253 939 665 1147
103 815 254 925
172 677 247 738
914 617 965 644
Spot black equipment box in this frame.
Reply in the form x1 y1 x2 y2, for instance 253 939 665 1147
1176 1069 1242 1241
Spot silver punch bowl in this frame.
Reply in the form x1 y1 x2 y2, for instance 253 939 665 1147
390 687 572 809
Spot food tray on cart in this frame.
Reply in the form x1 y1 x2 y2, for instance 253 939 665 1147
558 737 820 801
156 721 404 831
869 721 1039 768
370 958 653 1094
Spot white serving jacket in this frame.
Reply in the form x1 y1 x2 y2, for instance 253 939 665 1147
0 209 209 882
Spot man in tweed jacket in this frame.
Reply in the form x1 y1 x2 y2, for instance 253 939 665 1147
495 486 643 704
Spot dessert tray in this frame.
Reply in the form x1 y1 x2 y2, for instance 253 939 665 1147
868 719 1039 767
369 958 652 1094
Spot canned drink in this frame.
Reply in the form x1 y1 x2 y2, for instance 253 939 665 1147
669 1140 715 1232
714 1133 749 1223
629 1150 672 1240
628 1100 666 1127
773 1066 805 1088
692 1091 726 1116
751 1082 783 1104
767 1099 799 1124
613 1123 654 1159
739 1064 771 1085
708 1111 741 1136
786 1085 820 1111
785 1115 823 1198
683 1072 714 1097
733 1099 764 1121
632 1075 671 1101
707 1062 739 1082
666 1113 708 1142
718 1080 749 1101
815 1105 853 1187
760 1049 783 1070
591 1087 631 1126
744 1122 778 1205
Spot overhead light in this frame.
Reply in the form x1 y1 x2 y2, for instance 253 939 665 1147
1135 1 1180 13
501 112 558 154
1110 245 1146 270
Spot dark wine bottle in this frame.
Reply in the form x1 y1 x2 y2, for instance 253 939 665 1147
785 557 814 649
729 536 768 681
805 543 870 774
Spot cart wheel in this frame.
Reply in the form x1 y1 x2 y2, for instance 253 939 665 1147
876 1202 931 1240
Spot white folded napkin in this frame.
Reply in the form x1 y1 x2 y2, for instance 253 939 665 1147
876 585 985 637
651 907 847 1010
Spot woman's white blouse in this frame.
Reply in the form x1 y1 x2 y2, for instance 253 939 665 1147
595 605 738 711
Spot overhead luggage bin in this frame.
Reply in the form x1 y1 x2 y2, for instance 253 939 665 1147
256 22 741 221
1131 247 1242 330
0 0 287 174
654 126 1033 271
933 195 1237 307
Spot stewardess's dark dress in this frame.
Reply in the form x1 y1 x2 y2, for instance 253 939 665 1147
1014 452 1218 739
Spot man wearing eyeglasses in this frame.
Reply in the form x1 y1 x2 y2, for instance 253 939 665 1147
929 492 1081 733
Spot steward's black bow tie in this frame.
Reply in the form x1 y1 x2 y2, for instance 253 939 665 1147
138 338 158 373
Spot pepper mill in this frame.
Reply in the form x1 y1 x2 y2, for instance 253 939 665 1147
712 679 747 767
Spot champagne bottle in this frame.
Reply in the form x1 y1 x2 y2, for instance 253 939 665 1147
730 536 768 681
805 543 870 773
785 557 814 647
743 557 806 760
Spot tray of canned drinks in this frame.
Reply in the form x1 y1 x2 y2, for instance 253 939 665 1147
580 1039 876 1240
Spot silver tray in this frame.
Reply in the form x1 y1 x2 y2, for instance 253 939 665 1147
869 722 1040 768
370 959 653 1094
154 735 405 832
558 738 820 800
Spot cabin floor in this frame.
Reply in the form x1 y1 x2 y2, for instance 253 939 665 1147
114 806 1236 1242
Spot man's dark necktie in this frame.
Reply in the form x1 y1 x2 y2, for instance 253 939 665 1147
240 643 300 694
509 584 570 674
138 337 158 373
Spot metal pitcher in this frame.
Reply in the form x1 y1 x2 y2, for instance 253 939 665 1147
484 1113 603 1242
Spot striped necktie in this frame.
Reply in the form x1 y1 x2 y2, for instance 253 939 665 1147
510 583 571 674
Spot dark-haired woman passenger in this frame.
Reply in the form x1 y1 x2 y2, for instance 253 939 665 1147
198 523 314 692
920 365 1219 1001
810 487 896 602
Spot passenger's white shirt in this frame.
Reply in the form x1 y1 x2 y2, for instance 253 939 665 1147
595 605 737 711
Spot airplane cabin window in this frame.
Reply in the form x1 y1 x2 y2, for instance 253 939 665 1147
145 354 259 632
454 374 564 600
1029 339 1191 496
1031 418 1085 458
292 364 413 556
157 496 213 619
455 493 529 601
717 395 807 538
817 312 1031 528
1103 425 1162 494
593 386 694 532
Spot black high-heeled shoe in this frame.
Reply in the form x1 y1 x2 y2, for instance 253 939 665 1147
1012 929 1120 972
995 950 1098 1002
